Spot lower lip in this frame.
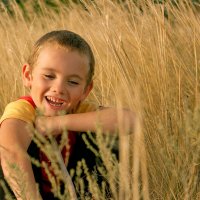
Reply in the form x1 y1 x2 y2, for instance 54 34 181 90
48 104 63 110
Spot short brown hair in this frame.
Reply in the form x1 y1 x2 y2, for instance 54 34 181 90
27 30 95 85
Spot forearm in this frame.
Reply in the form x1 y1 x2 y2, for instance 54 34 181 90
57 108 135 134
1 150 42 200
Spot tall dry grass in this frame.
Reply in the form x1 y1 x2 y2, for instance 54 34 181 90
0 0 200 199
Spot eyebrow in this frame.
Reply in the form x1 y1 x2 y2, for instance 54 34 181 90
68 74 83 80
41 67 84 80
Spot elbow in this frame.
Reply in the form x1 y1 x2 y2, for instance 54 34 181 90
0 146 26 171
127 110 136 129
0 148 17 179
120 109 136 134
1 147 18 166
0 148 28 185
127 110 136 131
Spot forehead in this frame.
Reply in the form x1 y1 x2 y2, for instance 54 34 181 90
37 43 88 64
35 44 89 77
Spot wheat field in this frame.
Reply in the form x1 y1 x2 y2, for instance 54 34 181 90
0 0 199 199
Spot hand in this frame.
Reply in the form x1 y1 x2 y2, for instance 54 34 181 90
35 116 61 135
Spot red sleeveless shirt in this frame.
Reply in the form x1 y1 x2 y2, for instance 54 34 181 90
19 96 76 194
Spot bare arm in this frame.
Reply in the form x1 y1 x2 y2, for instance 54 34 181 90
36 108 135 135
0 119 42 200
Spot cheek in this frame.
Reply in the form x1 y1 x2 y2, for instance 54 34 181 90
33 78 48 89
70 88 85 100
30 79 47 98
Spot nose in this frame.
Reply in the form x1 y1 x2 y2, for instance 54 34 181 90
51 79 65 95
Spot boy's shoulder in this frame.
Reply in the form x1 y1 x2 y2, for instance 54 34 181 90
0 97 36 125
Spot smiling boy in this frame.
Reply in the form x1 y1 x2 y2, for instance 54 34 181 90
0 30 135 200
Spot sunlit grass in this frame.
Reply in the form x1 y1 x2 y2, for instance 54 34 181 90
0 0 200 199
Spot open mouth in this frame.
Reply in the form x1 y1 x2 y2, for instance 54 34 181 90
45 96 65 107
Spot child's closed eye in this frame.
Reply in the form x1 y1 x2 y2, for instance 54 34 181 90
68 80 79 85
44 74 55 79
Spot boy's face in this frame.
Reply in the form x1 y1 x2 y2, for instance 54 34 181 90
23 45 93 116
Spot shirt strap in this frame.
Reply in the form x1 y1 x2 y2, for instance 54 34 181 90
18 96 36 109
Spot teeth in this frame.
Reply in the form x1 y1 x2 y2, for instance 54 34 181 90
47 96 64 103
46 96 65 107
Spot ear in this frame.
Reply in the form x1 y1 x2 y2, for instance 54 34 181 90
81 81 93 101
22 64 32 88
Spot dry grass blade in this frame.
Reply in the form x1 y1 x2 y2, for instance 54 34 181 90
0 0 200 199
